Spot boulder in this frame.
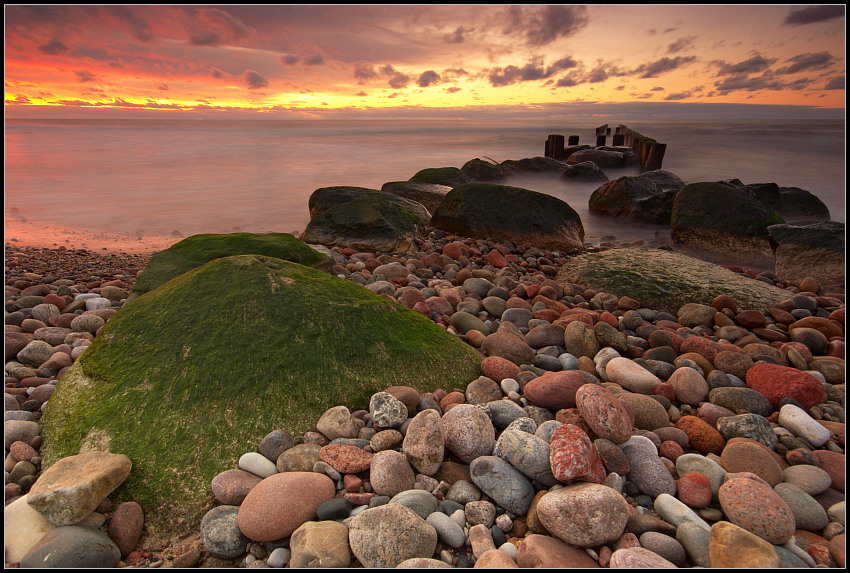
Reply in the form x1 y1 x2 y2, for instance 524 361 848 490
768 221 844 293
566 149 626 169
670 181 784 268
724 180 831 222
561 161 608 182
431 183 585 253
499 156 569 176
301 194 427 255
588 171 684 223
39 255 482 535
132 232 328 296
308 185 430 225
381 181 452 214
409 166 468 188
556 247 789 314
460 158 508 183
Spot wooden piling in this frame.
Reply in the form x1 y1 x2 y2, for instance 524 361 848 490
568 135 579 145
596 134 606 147
612 133 625 146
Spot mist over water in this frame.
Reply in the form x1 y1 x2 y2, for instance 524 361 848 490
4 118 845 251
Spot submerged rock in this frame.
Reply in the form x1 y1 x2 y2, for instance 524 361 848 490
768 220 845 293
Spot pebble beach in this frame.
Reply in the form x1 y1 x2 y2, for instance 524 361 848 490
4 226 845 568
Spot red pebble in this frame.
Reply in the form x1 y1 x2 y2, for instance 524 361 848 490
654 383 676 402
659 440 685 463
677 472 712 508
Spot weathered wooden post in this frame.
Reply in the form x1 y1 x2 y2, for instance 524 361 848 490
596 134 606 147
645 142 666 171
568 135 579 145
612 133 625 146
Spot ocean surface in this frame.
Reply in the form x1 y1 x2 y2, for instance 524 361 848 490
4 117 845 253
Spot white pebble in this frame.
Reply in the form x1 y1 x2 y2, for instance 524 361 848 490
498 542 518 560
778 404 832 447
500 378 519 394
267 547 290 568
237 452 277 478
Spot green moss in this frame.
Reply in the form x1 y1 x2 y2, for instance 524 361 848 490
557 247 790 314
409 167 467 188
671 182 785 235
132 233 328 296
41 255 482 532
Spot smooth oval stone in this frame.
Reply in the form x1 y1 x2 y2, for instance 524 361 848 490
610 546 677 568
316 497 353 520
746 363 827 409
536 482 630 548
348 504 438 568
668 366 709 406
389 489 439 520
708 521 782 568
210 469 263 506
549 424 607 484
370 449 415 497
720 439 783 487
238 452 278 479
201 505 249 559
605 357 662 393
653 493 711 531
402 409 444 476
781 464 833 496
494 427 558 486
442 403 495 463
19 525 121 568
469 456 535 516
774 482 829 531
426 510 466 548
576 384 632 444
718 477 796 544
290 520 351 568
522 370 587 410
622 443 677 498
778 404 832 447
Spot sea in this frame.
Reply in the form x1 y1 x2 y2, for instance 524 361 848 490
4 117 846 254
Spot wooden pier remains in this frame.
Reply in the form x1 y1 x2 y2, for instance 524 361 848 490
545 124 666 171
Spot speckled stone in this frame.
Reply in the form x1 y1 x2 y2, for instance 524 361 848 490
576 384 632 444
402 409 444 476
442 404 495 464
677 415 725 455
469 456 535 516
610 546 678 568
719 439 784 487
774 482 829 532
536 482 630 548
708 521 782 568
348 504 438 568
718 476 796 544
549 424 607 484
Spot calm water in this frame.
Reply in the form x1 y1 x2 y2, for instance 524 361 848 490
4 117 845 250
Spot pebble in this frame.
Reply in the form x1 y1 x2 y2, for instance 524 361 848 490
5 232 845 568
718 475 796 544
536 482 630 548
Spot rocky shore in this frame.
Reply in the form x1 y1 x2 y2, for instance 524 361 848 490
4 227 845 568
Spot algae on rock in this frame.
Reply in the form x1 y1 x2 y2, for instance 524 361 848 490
132 232 329 297
557 247 790 314
41 255 482 534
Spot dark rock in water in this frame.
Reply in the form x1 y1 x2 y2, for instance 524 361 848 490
566 149 626 169
381 181 452 214
724 180 831 222
460 158 508 183
670 181 784 268
308 186 431 228
20 526 121 568
562 144 592 161
768 221 845 293
431 183 585 252
561 161 608 182
409 166 468 188
499 156 568 176
40 255 483 535
302 195 426 255
588 170 684 223
556 247 789 314
132 232 329 297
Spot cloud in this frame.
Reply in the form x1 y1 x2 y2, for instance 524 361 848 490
775 51 835 75
442 26 468 44
487 56 578 87
37 40 70 55
74 70 98 82
665 91 692 101
418 70 441 87
188 7 252 47
633 56 696 78
281 54 299 65
210 68 226 79
713 54 776 76
714 73 785 95
354 64 379 82
243 70 268 89
503 5 589 46
303 54 324 66
388 72 410 89
783 5 845 25
445 86 462 93
667 36 696 54
824 76 844 90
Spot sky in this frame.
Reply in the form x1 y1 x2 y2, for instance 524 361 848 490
4 4 846 120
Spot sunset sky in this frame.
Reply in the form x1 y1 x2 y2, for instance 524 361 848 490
4 4 846 119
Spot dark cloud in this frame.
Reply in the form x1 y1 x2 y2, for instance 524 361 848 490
487 56 578 87
664 91 692 101
442 26 468 44
210 68 226 79
243 70 268 89
189 7 251 47
504 5 589 46
714 73 785 94
445 86 462 93
713 54 776 76
37 40 70 55
651 86 665 92
388 72 410 89
775 51 835 75
157 83 169 91
74 70 98 82
190 32 221 46
586 67 609 83
824 76 844 90
633 56 696 78
783 5 845 25
418 70 441 87
354 64 378 82
281 54 299 65
107 6 154 42
667 36 696 54
303 54 324 66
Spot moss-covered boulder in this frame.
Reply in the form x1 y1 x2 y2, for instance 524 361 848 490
725 180 831 222
301 194 427 255
671 181 784 268
460 158 508 183
381 181 452 214
561 161 609 182
307 186 431 229
409 167 468 188
566 149 627 169
768 221 845 293
499 156 568 176
556 247 790 314
132 233 329 297
431 183 585 253
40 255 482 533
589 171 684 223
